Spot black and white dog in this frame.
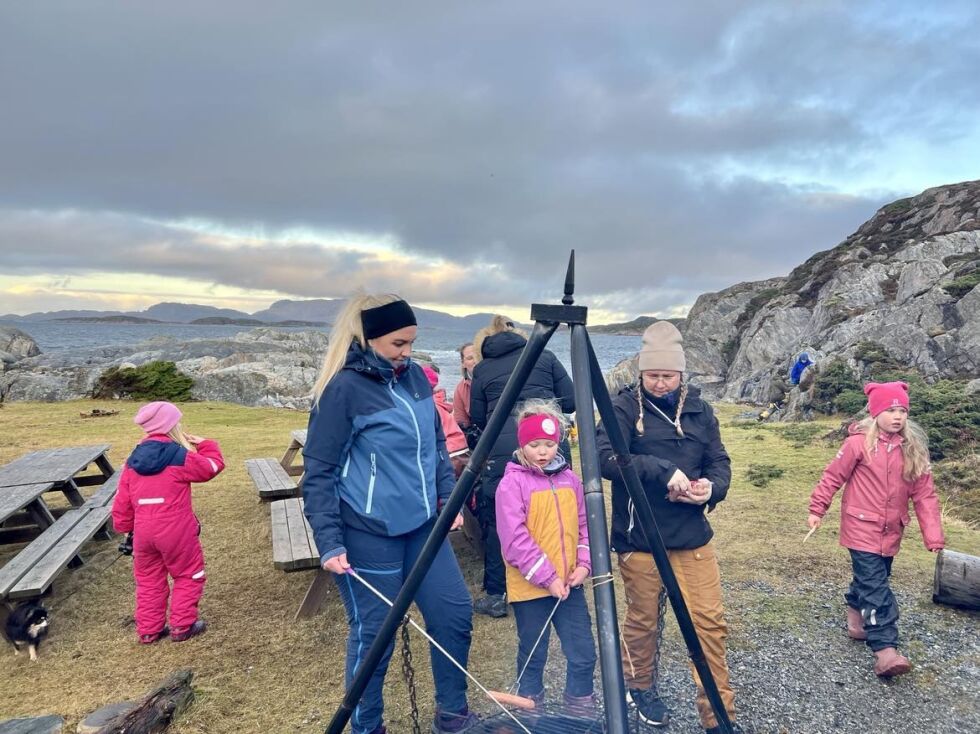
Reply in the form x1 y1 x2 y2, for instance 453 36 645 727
5 601 50 662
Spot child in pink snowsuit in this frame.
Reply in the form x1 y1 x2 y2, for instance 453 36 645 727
112 401 224 644
423 365 470 479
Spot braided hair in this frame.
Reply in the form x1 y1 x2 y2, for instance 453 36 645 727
635 381 688 437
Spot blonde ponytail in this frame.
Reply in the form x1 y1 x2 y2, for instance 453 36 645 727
312 293 402 405
167 423 192 450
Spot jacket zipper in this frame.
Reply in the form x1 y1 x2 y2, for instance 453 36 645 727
550 477 569 575
365 452 377 514
388 382 431 516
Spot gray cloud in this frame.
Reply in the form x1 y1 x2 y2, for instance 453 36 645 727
1 1 978 315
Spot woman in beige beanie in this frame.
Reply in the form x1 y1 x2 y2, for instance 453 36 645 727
596 321 739 733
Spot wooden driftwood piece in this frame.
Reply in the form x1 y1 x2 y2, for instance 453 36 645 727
933 549 980 611
94 669 194 734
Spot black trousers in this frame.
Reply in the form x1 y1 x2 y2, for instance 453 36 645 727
845 549 899 651
478 460 507 596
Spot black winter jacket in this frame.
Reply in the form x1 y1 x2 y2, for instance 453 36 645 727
470 331 575 487
597 384 731 552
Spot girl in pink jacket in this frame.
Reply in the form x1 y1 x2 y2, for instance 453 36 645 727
808 381 944 677
495 400 596 715
112 401 224 644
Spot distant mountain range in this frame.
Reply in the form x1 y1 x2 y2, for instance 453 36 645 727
0 298 515 332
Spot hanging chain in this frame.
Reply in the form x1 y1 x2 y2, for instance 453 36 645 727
400 618 422 734
651 585 667 692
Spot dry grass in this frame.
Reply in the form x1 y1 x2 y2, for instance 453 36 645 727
1 401 977 731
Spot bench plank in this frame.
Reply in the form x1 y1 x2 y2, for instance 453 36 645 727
270 498 319 572
270 499 294 570
9 508 112 600
285 498 314 569
246 458 298 499
83 470 122 508
0 510 89 599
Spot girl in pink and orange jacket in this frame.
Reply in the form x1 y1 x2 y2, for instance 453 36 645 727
808 381 944 677
112 401 224 644
495 400 596 715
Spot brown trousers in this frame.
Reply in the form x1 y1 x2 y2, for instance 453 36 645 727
618 544 736 728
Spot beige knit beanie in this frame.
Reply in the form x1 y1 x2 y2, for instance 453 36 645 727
638 321 686 372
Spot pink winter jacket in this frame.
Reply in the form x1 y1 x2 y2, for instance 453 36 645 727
495 459 591 602
809 427 944 557
434 388 468 455
112 436 225 533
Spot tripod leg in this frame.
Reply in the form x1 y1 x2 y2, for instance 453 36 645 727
569 324 629 734
326 321 558 734
585 334 736 734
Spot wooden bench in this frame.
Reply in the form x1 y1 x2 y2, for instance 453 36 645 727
246 458 299 500
0 470 121 619
269 497 330 620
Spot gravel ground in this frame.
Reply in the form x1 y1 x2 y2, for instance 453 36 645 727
528 578 979 734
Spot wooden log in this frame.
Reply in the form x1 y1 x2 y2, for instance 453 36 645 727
932 548 980 611
94 669 194 734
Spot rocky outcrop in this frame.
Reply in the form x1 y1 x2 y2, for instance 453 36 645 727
682 181 980 404
0 325 41 370
0 328 327 409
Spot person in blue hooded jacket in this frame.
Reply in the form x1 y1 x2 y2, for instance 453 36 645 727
302 293 478 734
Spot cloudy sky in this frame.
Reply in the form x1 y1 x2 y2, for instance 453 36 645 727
2 1 979 323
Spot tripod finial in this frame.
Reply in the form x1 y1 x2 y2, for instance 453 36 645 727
563 250 575 305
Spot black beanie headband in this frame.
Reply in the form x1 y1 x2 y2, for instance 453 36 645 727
361 300 417 340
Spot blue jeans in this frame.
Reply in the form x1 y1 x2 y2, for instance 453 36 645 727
511 586 597 698
336 519 474 734
845 550 899 651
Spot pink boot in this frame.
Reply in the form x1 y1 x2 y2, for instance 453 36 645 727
847 607 867 640
873 647 911 677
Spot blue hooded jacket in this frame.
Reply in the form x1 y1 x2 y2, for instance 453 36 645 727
789 352 813 385
302 342 456 564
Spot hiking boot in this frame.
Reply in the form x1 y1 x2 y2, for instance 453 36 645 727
563 691 597 718
431 706 481 733
705 724 743 734
473 593 507 618
873 647 911 677
367 727 387 734
626 688 670 727
519 689 545 709
171 620 207 642
138 626 169 644
847 606 867 640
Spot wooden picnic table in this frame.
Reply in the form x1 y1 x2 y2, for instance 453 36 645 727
279 429 307 477
0 444 115 537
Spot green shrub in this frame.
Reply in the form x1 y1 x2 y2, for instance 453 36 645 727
943 271 980 299
810 358 862 415
746 464 785 488
775 423 823 448
93 361 194 402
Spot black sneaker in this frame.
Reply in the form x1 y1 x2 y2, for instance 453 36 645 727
627 688 670 727
431 706 481 733
473 593 507 618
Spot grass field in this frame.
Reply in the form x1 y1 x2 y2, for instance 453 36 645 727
0 400 977 731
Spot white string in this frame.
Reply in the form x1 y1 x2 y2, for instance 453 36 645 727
346 569 533 734
510 595 563 695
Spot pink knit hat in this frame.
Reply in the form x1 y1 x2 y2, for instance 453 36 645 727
864 381 909 417
422 365 439 389
517 414 561 447
134 401 182 434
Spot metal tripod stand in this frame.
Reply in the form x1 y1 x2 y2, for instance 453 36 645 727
327 251 735 734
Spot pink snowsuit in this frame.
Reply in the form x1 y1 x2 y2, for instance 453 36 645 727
111 435 224 636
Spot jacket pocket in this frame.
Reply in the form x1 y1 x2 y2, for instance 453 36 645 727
364 453 377 514
899 512 911 527
843 506 882 525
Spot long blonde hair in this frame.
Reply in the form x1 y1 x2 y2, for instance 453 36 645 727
167 423 192 451
514 398 568 469
473 314 524 363
855 416 931 481
312 293 402 404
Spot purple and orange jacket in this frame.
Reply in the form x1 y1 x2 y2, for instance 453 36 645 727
809 426 944 557
495 458 591 602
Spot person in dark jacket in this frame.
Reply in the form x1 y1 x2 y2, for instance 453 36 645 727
302 294 478 734
596 321 738 734
469 315 575 617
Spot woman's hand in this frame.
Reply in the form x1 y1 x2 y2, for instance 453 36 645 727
674 479 712 505
666 469 691 501
450 513 464 531
807 514 822 530
567 566 590 588
547 577 569 600
323 553 351 575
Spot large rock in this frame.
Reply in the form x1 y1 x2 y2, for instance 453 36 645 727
0 325 42 370
681 181 980 404
0 328 328 409
0 717 64 734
